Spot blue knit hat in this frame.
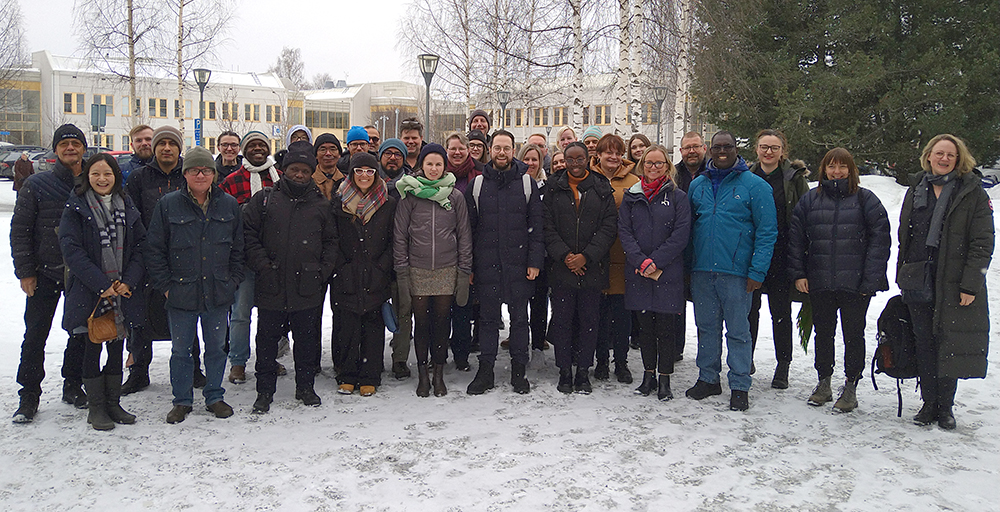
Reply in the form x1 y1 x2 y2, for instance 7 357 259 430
346 126 370 144
582 126 603 141
378 138 407 159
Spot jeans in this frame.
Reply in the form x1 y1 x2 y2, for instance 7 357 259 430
811 290 871 382
132 289 201 372
549 286 600 370
168 306 228 407
256 306 321 394
596 294 631 366
16 274 84 395
479 284 530 366
691 272 754 391
228 271 255 367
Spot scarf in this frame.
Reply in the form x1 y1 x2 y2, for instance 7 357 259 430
568 170 588 209
448 156 475 179
395 172 456 211
85 190 127 338
339 176 387 225
641 174 668 200
244 156 280 196
915 170 959 249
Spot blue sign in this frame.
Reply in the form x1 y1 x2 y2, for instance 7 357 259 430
0 131 9 135
194 118 202 146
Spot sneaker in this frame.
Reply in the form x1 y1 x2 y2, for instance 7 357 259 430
685 380 723 400
359 386 376 397
166 405 193 424
206 400 234 419
276 336 291 358
337 384 355 395
807 377 833 406
614 362 633 384
252 393 272 414
593 361 610 381
193 368 208 389
228 365 246 384
297 387 322 406
12 392 40 424
392 362 411 380
730 390 749 411
276 363 287 376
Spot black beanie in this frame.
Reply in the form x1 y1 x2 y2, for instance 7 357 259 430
314 133 343 156
52 124 87 151
349 152 378 173
282 141 317 170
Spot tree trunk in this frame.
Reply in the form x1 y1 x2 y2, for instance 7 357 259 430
614 0 631 135
177 0 185 137
672 0 694 154
571 0 584 131
128 0 137 123
629 0 643 136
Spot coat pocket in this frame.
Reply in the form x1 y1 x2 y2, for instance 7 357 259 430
213 267 236 306
897 261 933 303
299 262 323 297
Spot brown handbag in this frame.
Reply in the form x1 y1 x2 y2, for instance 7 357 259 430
87 298 119 344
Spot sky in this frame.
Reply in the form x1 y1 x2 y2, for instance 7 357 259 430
20 0 415 86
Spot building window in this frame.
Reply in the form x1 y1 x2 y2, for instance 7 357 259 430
93 94 114 116
123 96 141 117
93 133 113 150
221 102 238 121
64 93 85 114
582 106 590 126
595 105 611 125
642 103 660 124
514 109 523 127
533 108 548 126
149 98 168 118
504 109 512 128
185 137 193 148
201 101 217 120
207 137 216 153
266 105 281 123
553 107 567 127
304 110 350 129
122 135 130 149
289 106 303 125
245 103 260 122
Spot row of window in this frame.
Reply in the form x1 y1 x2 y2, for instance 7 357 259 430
484 104 662 128
63 93 282 123
97 134 283 154
304 110 350 129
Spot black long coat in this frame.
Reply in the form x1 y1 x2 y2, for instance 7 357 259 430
330 194 397 315
543 169 618 290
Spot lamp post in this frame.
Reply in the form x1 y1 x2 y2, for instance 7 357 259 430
193 68 211 147
417 54 439 138
652 86 668 145
497 90 511 130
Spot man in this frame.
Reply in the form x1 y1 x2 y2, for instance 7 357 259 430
243 141 338 412
11 124 89 423
527 132 551 172
215 130 243 176
671 131 708 360
312 133 345 201
12 151 33 192
378 137 409 181
468 109 491 134
400 117 425 170
119 124 154 179
337 126 371 173
464 129 544 395
146 146 244 424
219 130 281 384
364 125 381 155
685 131 777 411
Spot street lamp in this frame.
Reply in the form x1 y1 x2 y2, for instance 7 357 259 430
497 90 511 130
652 86 668 145
193 68 211 147
417 54 439 138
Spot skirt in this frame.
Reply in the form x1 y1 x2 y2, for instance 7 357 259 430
410 266 458 296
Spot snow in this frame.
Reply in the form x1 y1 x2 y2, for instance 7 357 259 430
0 176 997 511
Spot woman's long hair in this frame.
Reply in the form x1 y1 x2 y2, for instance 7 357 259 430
78 153 124 197
818 147 860 194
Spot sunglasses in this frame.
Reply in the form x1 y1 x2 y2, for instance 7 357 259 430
353 168 376 176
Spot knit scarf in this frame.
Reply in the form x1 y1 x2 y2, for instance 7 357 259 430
244 156 280 196
339 176 388 225
641 174 668 200
448 156 475 179
85 190 127 338
914 170 959 249
395 172 456 211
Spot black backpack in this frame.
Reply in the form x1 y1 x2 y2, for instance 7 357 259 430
871 295 919 416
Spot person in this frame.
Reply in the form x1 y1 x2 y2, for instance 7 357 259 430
394 143 473 397
469 109 491 134
380 137 416 380
685 130 777 411
118 124 154 179
12 151 33 191
897 134 993 430
748 129 810 389
365 125 381 154
788 147 890 412
556 126 578 150
345 126 370 158
518 143 547 185
11 124 90 423
313 133 345 200
670 131 708 361
527 133 551 172
464 129 544 395
543 141 618 394
590 133 639 383
551 149 566 175
468 130 489 164
401 118 425 170
146 146 244 424
215 130 243 177
243 141 338 412
379 137 409 181
58 153 146 430
627 134 651 164
516 143 551 352
619 145 691 400
582 126 602 158
330 152 397 396
275 125 313 168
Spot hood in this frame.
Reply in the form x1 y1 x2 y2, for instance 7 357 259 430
706 155 750 175
285 125 313 146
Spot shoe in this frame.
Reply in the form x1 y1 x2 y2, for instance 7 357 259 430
166 405 193 424
276 336 291 358
454 357 471 372
120 367 149 395
466 363 495 395
500 338 510 349
511 361 530 394
807 377 833 406
83 377 114 431
276 363 287 376
573 367 592 395
629 339 640 350
228 365 246 384
750 362 756 375
937 406 956 430
252 392 273 414
206 400 234 418
730 390 749 411
62 380 88 409
657 374 673 401
614 362 633 384
833 380 858 412
557 368 574 394
392 362 411 380
913 401 938 426
675 353 684 362
532 340 551 351
360 386 376 397
771 361 790 389
337 384 355 395
193 368 207 389
635 371 656 396
594 361 610 381
432 364 447 397
12 392 40 424
296 387 321 406
416 364 431 397
686 380 722 400
104 374 136 425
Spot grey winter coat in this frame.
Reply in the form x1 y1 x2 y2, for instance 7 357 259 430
393 188 473 274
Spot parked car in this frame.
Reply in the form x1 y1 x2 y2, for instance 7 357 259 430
36 146 111 173
106 150 134 169
0 151 12 179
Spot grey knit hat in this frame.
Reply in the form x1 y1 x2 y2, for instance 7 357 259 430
152 125 183 150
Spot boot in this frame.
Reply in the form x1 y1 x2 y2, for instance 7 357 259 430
432 364 447 397
771 361 790 389
62 380 88 409
593 361 610 381
120 366 149 395
104 374 136 424
252 392 273 414
807 377 833 406
12 392 40 424
730 390 749 411
913 401 938 426
635 371 656 396
511 361 530 394
416 364 431 397
614 361 633 384
657 374 673 401
685 380 722 400
833 380 858 412
573 367 592 395
557 368 574 394
466 362 495 395
937 405 956 430
83 377 114 431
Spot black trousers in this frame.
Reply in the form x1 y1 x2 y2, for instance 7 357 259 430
256 306 322 394
811 290 871 382
549 286 600 370
335 308 385 387
413 295 454 365
450 301 475 361
635 311 677 375
82 335 125 379
750 278 793 363
16 274 85 395
907 301 958 407
528 269 549 348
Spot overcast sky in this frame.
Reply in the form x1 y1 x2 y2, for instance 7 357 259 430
21 0 414 85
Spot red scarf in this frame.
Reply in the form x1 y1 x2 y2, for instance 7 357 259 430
641 175 668 200
448 156 476 179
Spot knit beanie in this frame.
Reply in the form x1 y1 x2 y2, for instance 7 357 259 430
582 126 603 141
468 109 491 131
314 133 343 155
416 143 447 172
378 138 407 159
467 130 488 146
183 146 215 173
349 152 378 172
281 141 317 170
346 126 370 144
240 131 270 154
152 125 183 150
52 124 87 151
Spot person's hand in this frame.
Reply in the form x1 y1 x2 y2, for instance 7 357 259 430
113 281 132 298
959 292 975 306
19 277 37 297
164 291 169 299
641 259 657 278
527 267 540 280
100 286 118 298
747 278 763 293
565 253 587 272
469 272 474 285
795 278 809 294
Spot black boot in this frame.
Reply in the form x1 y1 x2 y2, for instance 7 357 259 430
104 374 136 424
594 360 610 381
83 377 114 431
937 405 956 430
614 361 633 384
557 368 574 394
511 361 530 394
913 401 938 426
432 364 447 397
120 366 149 395
657 374 673 401
12 392 40 424
937 378 957 430
62 380 88 409
466 361 495 395
574 367 592 394
771 361 790 389
252 392 273 414
635 371 656 396
416 364 431 397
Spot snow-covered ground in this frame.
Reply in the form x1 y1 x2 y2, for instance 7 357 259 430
0 176 997 511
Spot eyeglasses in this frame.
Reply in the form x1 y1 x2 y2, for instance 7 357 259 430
382 150 403 159
184 168 215 176
932 151 957 160
492 146 513 153
757 144 782 153
710 144 735 152
643 161 668 170
353 168 376 176
369 136 380 143
348 141 369 149
564 156 587 164
680 144 703 152
219 143 239 149
469 143 486 149
318 147 340 155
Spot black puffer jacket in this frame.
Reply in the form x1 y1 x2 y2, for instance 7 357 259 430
11 160 79 281
124 158 186 228
330 194 397 315
543 170 618 290
787 179 891 294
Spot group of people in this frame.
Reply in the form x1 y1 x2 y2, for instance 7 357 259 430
9 113 992 432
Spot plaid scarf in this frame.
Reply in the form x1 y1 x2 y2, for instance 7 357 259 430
339 176 388 225
85 190 127 338
395 172 456 211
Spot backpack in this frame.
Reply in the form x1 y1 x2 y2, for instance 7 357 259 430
470 173 533 211
870 294 919 417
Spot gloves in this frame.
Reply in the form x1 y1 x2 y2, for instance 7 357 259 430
455 270 471 307
396 267 411 299
640 258 654 273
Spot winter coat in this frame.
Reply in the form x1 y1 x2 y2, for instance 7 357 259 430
619 181 692 314
751 159 810 283
243 179 339 312
118 154 151 180
788 180 891 295
220 165 280 205
124 157 186 228
145 186 245 312
11 160 78 282
58 193 147 331
542 169 618 290
215 154 243 178
13 157 33 191
687 157 777 282
589 156 640 294
394 188 473 274
897 171 994 379
311 168 344 201
464 159 545 300
330 194 397 315
673 159 705 194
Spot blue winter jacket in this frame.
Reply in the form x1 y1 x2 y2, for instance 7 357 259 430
687 156 778 282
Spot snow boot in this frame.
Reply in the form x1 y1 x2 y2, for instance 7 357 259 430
657 374 673 401
466 362 495 395
120 366 149 395
511 361 530 394
614 361 633 384
252 392 273 414
937 405 956 430
557 367 574 394
573 367 592 395
833 380 858 412
104 374 136 424
635 371 656 396
83 377 114 431
771 361 790 389
913 401 938 426
593 360 610 381
63 380 88 409
432 364 447 397
12 392 40 424
416 364 431 397
807 377 833 406
685 380 722 400
730 390 749 411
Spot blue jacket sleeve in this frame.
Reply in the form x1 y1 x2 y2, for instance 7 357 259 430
747 176 778 282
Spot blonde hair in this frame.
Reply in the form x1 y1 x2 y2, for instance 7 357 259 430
920 134 976 175
635 144 673 180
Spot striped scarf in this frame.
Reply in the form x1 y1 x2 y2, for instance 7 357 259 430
85 190 127 338
339 176 388 225
395 172 456 210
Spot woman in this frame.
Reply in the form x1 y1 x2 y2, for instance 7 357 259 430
517 143 547 185
468 130 490 164
556 126 578 150
551 150 566 175
897 134 993 430
395 144 473 397
619 145 691 400
788 147 890 412
582 126 603 159
331 152 397 397
59 153 146 430
748 129 810 389
446 132 484 194
627 134 651 164
591 133 640 383
516 143 551 352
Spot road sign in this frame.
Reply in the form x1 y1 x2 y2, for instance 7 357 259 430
195 118 202 146
91 104 107 132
